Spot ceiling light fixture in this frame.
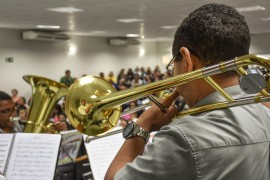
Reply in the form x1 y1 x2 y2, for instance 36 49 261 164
68 45 77 55
126 34 139 37
89 31 107 34
36 25 60 29
67 31 107 36
139 48 145 57
261 17 270 21
117 18 144 23
161 25 178 29
236 5 266 12
47 7 84 13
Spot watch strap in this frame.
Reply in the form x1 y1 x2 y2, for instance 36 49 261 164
134 123 150 142
125 122 150 143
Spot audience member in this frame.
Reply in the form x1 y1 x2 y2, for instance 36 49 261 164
99 72 105 79
49 103 70 132
130 74 143 88
60 69 74 87
11 88 20 104
126 68 134 87
117 69 126 84
58 112 74 130
18 108 28 122
16 96 30 114
140 67 146 79
107 71 117 83
51 104 64 122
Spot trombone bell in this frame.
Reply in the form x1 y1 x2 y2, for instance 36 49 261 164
65 76 121 136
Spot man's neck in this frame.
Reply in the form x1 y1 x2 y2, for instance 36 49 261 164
185 75 239 108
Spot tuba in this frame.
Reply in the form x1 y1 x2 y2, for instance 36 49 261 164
22 75 68 133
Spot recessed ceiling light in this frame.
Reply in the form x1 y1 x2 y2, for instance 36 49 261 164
36 25 60 29
68 45 77 55
47 7 84 13
67 31 107 36
117 18 144 23
236 5 265 12
261 17 270 21
139 48 145 57
126 34 140 37
90 31 106 34
161 25 178 29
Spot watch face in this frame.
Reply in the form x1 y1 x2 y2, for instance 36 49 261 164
123 122 134 138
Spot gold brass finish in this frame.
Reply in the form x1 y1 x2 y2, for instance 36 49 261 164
23 75 68 133
204 76 234 102
65 76 121 136
65 54 270 137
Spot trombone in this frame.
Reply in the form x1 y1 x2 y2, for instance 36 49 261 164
65 54 270 139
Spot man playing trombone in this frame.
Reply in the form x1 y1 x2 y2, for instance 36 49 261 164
105 3 270 180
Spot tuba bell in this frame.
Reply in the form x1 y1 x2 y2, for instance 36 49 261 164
22 75 68 133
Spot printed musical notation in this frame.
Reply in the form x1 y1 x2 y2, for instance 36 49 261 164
84 128 125 180
0 134 14 174
2 133 61 180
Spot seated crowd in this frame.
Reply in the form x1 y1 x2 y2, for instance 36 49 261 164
7 65 187 132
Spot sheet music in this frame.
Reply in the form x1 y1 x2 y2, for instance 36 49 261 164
5 133 61 180
58 130 83 165
0 134 14 174
84 128 125 180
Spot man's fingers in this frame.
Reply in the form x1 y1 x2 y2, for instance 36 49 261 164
167 103 178 115
161 90 179 108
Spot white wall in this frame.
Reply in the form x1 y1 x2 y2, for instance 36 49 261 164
250 33 270 54
1 28 270 101
0 29 173 99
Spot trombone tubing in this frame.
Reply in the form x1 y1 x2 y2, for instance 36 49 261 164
94 55 269 110
85 95 270 143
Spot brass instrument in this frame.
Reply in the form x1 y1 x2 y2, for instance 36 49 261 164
22 75 68 133
65 54 270 137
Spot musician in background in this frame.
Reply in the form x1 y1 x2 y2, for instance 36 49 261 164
0 91 22 133
106 4 270 180
0 91 69 133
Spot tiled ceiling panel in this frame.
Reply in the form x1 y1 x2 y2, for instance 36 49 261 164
0 0 269 41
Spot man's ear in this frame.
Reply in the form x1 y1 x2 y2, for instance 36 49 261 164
180 47 194 72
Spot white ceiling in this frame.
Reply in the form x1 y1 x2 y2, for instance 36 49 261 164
1 0 270 41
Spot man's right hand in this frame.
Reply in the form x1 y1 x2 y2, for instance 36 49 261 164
136 90 179 132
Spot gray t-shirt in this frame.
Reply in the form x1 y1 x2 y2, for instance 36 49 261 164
115 85 270 180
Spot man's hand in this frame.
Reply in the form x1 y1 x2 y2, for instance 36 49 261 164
105 90 180 180
53 121 67 131
136 90 179 132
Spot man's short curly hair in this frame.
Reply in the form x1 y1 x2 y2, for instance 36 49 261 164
172 3 250 66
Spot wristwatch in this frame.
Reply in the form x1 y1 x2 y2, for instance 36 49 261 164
123 121 150 143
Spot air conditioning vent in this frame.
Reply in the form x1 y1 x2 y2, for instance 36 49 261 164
108 38 140 46
21 31 70 42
